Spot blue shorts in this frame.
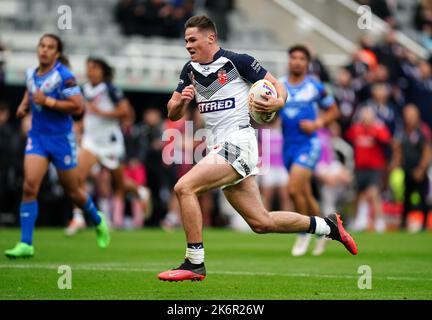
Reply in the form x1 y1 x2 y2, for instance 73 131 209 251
25 130 78 170
283 137 321 172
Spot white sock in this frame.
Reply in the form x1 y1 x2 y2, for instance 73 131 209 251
314 217 331 236
73 208 84 222
357 200 369 225
186 246 205 265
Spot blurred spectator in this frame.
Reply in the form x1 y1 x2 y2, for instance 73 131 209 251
401 59 432 130
414 0 432 50
115 0 196 38
346 107 391 232
373 30 404 83
123 159 150 228
115 0 138 36
140 0 172 37
204 0 235 42
355 82 401 135
357 35 379 72
130 107 177 226
0 103 21 217
316 123 354 217
0 41 5 99
333 68 359 133
414 0 432 31
314 123 353 255
121 107 152 227
391 104 431 231
345 51 371 102
305 44 331 83
165 0 196 38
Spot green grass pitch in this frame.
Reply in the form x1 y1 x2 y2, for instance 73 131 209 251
0 228 431 300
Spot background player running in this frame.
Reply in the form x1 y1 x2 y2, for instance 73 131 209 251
157 16 357 282
5 34 110 259
65 56 150 235
279 45 340 256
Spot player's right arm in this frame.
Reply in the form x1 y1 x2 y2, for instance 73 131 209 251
167 85 194 121
16 90 30 119
167 62 193 121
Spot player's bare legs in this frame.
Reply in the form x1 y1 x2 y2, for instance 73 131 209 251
58 167 110 248
12 154 49 254
111 166 149 228
22 155 50 203
58 167 100 209
174 153 241 243
288 165 317 216
305 181 320 217
4 155 49 258
260 185 275 211
65 148 98 235
110 166 126 228
123 172 151 220
287 164 321 256
77 149 99 182
159 153 358 282
224 176 311 233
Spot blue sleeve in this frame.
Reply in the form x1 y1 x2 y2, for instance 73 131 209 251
315 81 335 109
226 51 267 84
175 62 192 93
59 66 81 98
107 84 125 104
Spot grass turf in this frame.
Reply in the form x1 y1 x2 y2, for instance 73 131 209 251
0 228 431 300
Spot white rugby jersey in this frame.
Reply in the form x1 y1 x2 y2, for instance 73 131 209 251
176 48 267 147
82 82 125 143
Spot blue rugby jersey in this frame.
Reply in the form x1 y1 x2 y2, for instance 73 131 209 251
278 75 335 145
25 61 82 135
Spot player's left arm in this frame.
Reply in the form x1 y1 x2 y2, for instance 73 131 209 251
253 72 288 113
230 52 286 113
300 83 340 134
318 102 340 128
33 89 84 115
89 85 130 120
88 98 130 121
32 72 84 115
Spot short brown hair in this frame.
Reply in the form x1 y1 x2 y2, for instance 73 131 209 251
288 44 311 61
184 15 217 35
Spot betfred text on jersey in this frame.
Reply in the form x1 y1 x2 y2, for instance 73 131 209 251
198 98 235 114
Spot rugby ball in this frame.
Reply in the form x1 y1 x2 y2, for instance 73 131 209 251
249 79 277 124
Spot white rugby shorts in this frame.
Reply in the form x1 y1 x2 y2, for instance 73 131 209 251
81 133 125 170
209 126 259 189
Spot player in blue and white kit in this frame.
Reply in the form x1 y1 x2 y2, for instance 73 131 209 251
5 34 110 259
65 56 150 235
279 45 340 256
158 16 357 282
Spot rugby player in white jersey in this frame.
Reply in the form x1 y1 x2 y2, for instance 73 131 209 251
65 57 150 235
158 16 358 282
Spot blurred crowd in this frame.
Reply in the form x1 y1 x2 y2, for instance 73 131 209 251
305 29 432 233
114 0 235 41
356 0 432 51
2 20 432 232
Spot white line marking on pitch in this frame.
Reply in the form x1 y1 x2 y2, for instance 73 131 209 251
0 263 430 282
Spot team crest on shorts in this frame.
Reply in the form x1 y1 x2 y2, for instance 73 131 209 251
64 155 72 165
26 138 33 151
217 69 228 85
299 154 308 163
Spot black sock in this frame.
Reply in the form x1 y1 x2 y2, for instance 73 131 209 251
187 243 204 249
308 216 316 234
